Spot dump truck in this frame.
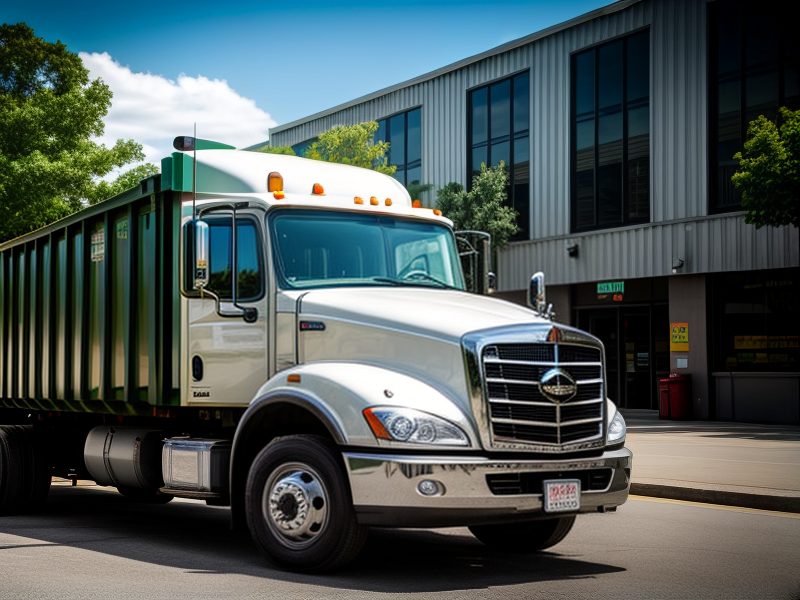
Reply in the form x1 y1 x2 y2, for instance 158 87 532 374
0 138 631 571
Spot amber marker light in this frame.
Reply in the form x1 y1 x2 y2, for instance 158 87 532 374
412 200 422 208
273 191 285 200
385 198 393 206
433 209 442 216
287 374 301 383
312 182 325 195
370 196 379 206
268 171 283 192
363 408 391 440
354 196 364 205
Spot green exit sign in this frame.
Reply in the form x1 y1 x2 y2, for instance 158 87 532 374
597 281 625 294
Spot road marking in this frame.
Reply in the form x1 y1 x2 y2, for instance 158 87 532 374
630 495 800 519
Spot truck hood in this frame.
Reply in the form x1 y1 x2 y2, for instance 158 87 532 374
297 287 543 342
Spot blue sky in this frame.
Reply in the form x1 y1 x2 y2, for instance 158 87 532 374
3 0 609 160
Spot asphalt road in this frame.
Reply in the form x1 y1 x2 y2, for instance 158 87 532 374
1 485 798 600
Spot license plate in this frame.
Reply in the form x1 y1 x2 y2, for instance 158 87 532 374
543 479 581 513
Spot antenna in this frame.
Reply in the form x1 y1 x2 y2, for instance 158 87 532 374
192 122 198 222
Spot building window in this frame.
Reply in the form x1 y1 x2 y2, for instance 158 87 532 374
291 138 316 157
710 270 799 372
571 30 649 233
375 108 422 187
467 72 530 239
708 0 799 212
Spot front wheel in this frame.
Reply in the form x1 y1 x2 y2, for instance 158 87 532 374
245 435 367 572
469 516 576 552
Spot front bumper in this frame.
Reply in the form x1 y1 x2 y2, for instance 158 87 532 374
344 447 632 527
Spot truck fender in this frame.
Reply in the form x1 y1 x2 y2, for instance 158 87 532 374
228 362 477 529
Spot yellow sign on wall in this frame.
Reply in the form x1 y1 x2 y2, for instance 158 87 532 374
670 322 689 352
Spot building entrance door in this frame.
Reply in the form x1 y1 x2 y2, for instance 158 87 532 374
577 305 667 409
622 308 652 409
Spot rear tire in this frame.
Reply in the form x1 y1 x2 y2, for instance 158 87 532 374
469 516 576 552
245 435 367 572
0 425 51 514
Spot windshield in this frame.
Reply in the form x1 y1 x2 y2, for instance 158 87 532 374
269 209 465 291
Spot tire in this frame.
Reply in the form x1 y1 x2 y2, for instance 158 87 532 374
0 425 51 515
117 486 174 504
469 516 576 553
245 435 368 572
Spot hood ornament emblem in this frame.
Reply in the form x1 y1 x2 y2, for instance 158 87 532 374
539 368 577 403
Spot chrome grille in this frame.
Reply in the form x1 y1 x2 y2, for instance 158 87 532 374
482 342 604 448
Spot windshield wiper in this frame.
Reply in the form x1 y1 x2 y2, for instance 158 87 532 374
369 275 455 289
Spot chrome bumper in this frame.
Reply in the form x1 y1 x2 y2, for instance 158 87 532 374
343 447 632 527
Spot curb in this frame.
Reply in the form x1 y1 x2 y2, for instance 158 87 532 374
631 483 800 514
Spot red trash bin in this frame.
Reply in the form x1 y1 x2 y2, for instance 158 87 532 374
658 373 692 420
658 378 671 419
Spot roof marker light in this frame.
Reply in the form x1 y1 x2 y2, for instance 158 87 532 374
433 209 442 216
268 171 283 192
412 200 422 208
385 198 393 206
370 196 379 206
312 182 325 195
354 196 364 205
273 191 285 200
287 374 301 383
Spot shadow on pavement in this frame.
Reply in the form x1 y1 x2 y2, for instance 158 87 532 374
626 424 800 442
0 486 625 593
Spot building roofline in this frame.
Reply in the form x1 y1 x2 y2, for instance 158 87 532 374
269 0 639 137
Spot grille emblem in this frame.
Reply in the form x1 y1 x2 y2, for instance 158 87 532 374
539 368 577 403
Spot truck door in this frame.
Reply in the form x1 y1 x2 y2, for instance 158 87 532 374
186 212 268 406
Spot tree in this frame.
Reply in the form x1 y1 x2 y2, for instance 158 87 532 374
84 163 160 205
406 181 433 204
304 122 395 176
435 162 518 249
732 106 800 229
258 145 296 156
0 23 156 242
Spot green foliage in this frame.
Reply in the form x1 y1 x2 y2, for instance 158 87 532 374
85 163 160 205
406 181 433 203
304 121 396 175
435 162 519 248
732 106 800 229
259 145 296 156
0 23 157 242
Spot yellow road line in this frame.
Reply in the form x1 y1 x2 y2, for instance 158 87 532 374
630 495 800 519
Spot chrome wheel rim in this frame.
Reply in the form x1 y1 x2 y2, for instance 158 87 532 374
262 462 329 549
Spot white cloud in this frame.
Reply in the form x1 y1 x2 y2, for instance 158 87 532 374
79 52 276 169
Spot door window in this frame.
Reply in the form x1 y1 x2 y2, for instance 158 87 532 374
207 218 263 301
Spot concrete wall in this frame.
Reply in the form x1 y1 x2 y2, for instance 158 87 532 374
668 275 709 419
714 373 800 425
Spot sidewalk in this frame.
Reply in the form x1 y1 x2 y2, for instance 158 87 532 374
622 409 800 513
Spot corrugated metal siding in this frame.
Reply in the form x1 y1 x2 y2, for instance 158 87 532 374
651 0 707 222
528 1 650 238
498 214 800 288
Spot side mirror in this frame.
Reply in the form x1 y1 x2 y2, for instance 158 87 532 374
528 271 553 319
194 220 210 290
528 272 544 311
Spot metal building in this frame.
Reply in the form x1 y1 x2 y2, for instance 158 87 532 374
268 0 799 423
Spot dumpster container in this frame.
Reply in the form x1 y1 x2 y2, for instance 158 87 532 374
658 373 692 420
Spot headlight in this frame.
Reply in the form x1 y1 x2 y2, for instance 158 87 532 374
607 409 626 444
363 407 469 446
